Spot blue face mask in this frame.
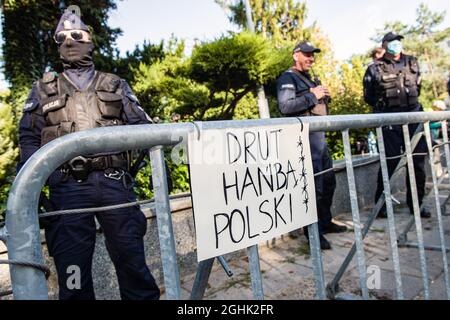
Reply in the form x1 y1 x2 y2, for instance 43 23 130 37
387 40 403 55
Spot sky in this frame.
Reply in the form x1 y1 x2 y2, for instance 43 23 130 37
107 0 450 60
1 0 450 89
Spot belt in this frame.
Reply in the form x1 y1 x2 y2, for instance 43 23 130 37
62 155 128 182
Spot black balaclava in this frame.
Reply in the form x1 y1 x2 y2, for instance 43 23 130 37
55 10 94 70
59 39 95 69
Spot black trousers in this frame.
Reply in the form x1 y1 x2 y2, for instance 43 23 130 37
375 123 427 212
44 171 160 300
304 132 336 237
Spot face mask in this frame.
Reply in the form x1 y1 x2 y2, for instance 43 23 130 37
387 40 403 56
59 39 94 69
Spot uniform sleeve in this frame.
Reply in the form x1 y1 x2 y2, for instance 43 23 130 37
363 65 378 110
276 73 318 116
120 80 153 125
17 84 46 172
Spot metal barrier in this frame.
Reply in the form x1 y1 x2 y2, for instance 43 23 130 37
5 111 450 300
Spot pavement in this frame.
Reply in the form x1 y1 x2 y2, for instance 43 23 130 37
162 189 450 300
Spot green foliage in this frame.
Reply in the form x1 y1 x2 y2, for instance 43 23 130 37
0 91 18 180
217 0 310 45
134 159 153 200
132 155 191 201
189 31 286 120
132 32 286 121
0 90 19 222
113 40 165 84
131 39 203 120
233 92 260 120
167 162 190 195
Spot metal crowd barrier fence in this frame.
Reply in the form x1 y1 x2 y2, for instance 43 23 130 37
3 112 450 300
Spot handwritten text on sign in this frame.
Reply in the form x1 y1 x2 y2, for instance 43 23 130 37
188 123 317 262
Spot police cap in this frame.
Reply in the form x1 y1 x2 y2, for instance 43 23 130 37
382 32 404 43
293 41 321 54
55 9 90 36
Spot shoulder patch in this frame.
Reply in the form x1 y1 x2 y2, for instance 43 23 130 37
126 93 140 104
281 84 295 90
42 72 57 84
135 105 152 122
24 101 38 112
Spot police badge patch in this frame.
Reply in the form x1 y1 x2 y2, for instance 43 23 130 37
281 84 295 90
24 101 38 112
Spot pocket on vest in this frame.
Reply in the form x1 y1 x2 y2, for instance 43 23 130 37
41 121 75 146
385 88 401 106
96 92 123 119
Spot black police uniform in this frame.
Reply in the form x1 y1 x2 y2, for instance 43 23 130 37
18 69 161 301
17 12 160 300
363 53 428 216
277 68 336 237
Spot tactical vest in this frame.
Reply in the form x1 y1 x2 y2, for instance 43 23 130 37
375 55 420 111
288 68 329 116
36 71 125 146
33 71 129 179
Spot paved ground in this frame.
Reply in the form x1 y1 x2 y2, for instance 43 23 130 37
163 189 450 300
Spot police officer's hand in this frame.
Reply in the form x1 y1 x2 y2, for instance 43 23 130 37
310 86 330 100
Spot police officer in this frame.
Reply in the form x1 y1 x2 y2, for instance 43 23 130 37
363 32 431 219
17 10 160 300
277 41 347 250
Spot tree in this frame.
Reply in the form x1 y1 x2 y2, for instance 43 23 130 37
217 0 310 44
189 31 286 120
132 33 286 121
113 40 165 84
373 3 450 110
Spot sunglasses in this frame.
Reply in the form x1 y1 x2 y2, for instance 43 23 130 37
54 30 90 44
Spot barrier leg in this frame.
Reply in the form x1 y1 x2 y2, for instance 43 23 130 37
150 147 181 300
402 124 430 300
247 245 264 300
376 127 404 300
441 121 450 216
342 129 369 299
424 123 450 299
308 223 326 300
190 258 215 300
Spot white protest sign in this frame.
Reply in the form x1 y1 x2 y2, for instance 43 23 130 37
188 123 317 262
